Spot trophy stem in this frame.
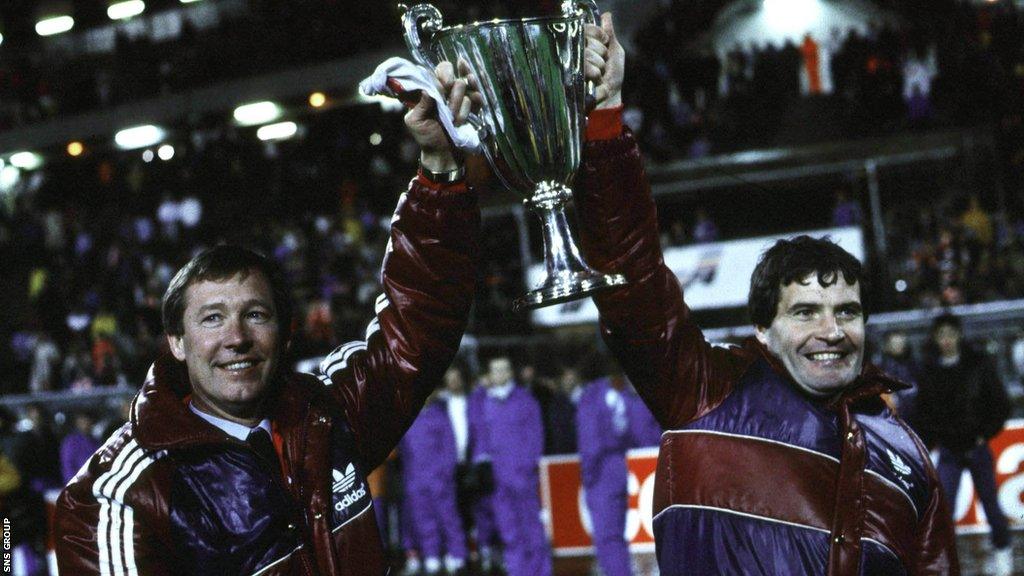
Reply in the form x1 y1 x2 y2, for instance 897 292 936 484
513 182 627 312
533 183 590 281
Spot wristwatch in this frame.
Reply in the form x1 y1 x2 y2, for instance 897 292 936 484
419 163 466 184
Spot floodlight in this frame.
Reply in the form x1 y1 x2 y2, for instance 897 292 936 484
115 125 166 149
257 122 298 141
233 101 281 126
157 144 175 160
108 1 146 20
9 152 43 170
36 15 74 36
763 0 820 33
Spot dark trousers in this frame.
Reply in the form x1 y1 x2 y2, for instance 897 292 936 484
936 443 1011 549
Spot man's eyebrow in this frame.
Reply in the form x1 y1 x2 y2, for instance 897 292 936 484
242 298 274 310
786 301 821 311
195 302 226 314
193 299 273 314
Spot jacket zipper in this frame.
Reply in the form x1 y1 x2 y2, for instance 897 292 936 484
231 414 319 575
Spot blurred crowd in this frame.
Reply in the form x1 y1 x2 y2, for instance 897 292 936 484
2 0 1023 396
2 0 1022 166
625 0 1024 163
885 190 1024 309
0 0 396 129
1 102 421 396
0 396 132 575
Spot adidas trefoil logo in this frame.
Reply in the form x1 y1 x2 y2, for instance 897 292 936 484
333 463 357 493
332 462 367 513
887 448 913 490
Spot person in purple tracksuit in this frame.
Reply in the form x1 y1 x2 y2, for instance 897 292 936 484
577 375 635 576
470 357 552 576
60 411 100 484
401 392 467 574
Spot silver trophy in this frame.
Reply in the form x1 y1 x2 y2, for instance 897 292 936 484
401 1 627 311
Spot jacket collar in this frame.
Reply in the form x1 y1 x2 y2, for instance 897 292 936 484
742 336 910 408
133 352 318 451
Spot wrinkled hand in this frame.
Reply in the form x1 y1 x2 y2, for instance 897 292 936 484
404 60 483 172
584 12 624 109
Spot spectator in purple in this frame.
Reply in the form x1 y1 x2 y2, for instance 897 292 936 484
60 411 100 484
470 357 551 576
400 391 467 574
576 374 635 576
831 189 862 227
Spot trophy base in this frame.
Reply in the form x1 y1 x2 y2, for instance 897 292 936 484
513 271 627 312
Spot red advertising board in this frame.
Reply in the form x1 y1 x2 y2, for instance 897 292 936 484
539 421 1024 556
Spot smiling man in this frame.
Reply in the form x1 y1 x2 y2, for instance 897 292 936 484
575 14 958 576
166 265 283 425
54 62 481 576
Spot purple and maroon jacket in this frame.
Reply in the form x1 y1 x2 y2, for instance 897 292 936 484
574 111 959 576
53 174 479 576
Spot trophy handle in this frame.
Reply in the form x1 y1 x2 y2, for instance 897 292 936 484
564 0 602 108
561 0 601 25
400 3 444 69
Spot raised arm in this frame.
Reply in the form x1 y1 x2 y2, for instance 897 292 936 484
575 14 753 429
314 63 482 470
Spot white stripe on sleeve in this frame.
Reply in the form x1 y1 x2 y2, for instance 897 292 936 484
316 294 391 383
92 440 166 576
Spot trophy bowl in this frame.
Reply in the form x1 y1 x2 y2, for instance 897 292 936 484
402 1 627 311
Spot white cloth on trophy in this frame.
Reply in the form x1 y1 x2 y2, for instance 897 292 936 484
359 57 482 153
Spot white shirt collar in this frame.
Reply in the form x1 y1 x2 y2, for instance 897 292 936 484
189 402 271 441
488 381 515 400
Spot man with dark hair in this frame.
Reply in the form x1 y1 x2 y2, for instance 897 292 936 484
53 63 482 576
915 313 1013 576
160 244 294 340
576 13 958 575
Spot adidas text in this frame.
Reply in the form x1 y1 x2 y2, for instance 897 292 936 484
335 485 367 512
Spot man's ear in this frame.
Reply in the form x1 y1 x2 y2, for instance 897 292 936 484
167 334 186 361
754 324 770 346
